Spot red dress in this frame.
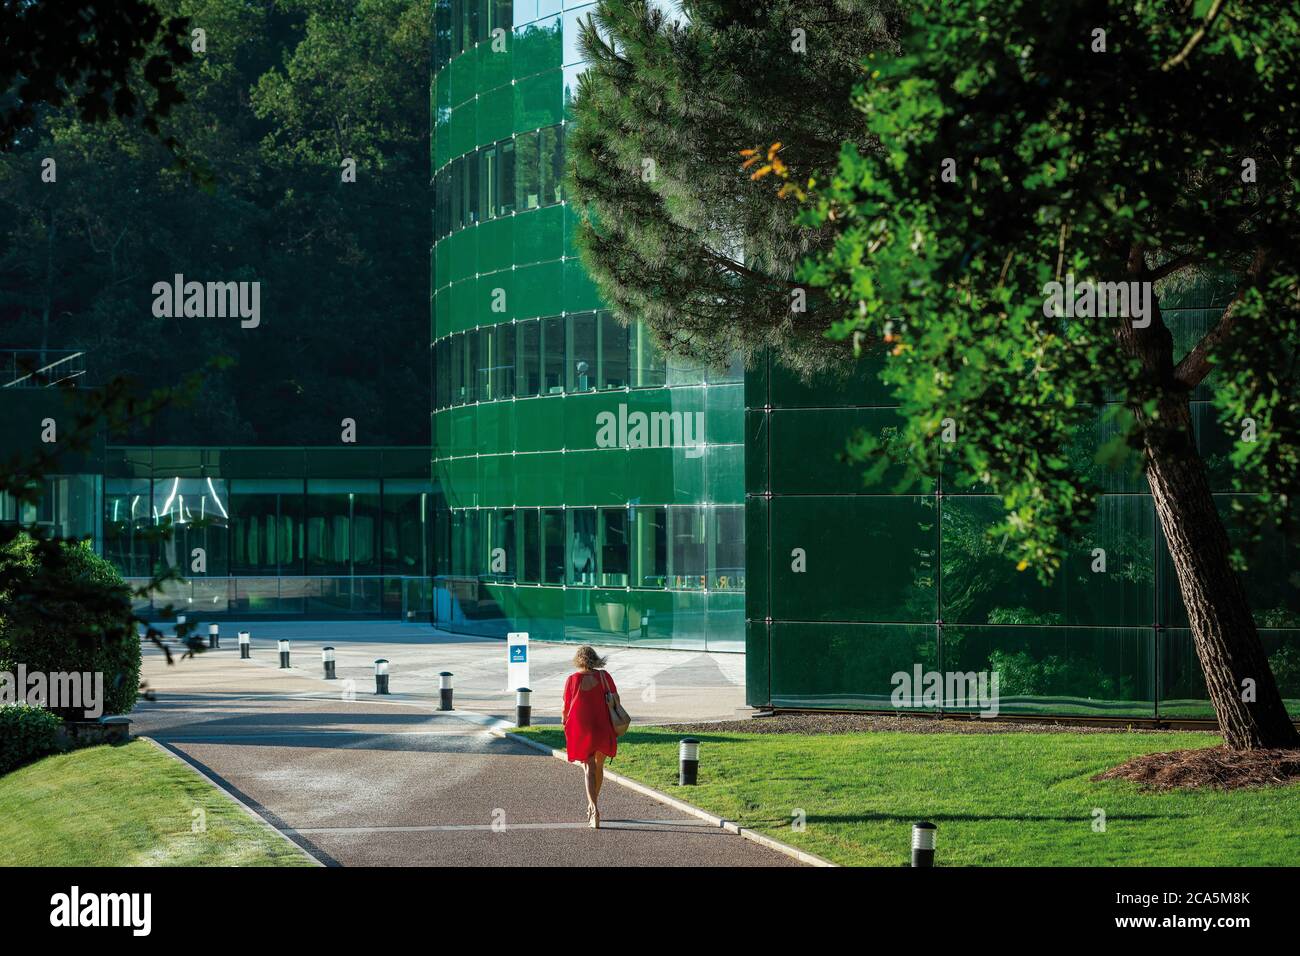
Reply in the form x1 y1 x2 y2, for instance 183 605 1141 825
563 670 618 763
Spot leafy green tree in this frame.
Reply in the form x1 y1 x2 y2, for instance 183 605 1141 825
568 0 903 373
0 0 193 151
797 0 1300 749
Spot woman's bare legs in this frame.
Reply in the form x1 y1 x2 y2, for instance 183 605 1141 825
593 752 606 803
582 760 598 821
588 752 607 827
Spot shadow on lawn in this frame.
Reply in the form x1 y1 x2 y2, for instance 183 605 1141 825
744 811 1172 828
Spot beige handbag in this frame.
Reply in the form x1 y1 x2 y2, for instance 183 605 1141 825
601 670 631 736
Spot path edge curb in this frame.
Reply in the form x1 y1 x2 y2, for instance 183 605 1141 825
490 728 837 868
140 735 325 867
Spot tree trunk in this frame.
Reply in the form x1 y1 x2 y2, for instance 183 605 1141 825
1143 393 1299 749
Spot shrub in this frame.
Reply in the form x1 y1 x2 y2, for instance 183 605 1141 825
0 534 140 719
0 703 63 775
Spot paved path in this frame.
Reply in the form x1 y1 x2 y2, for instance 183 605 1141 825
133 641 796 867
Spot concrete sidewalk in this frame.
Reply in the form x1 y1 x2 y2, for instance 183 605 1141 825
133 636 796 867
151 620 749 724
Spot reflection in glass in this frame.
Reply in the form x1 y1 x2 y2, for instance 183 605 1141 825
569 507 596 585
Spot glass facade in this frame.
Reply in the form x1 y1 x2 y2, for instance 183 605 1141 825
102 447 431 618
431 0 744 650
745 284 1300 718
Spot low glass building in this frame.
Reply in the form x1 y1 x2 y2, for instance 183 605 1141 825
430 0 745 650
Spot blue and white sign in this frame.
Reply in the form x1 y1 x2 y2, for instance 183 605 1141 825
506 632 529 691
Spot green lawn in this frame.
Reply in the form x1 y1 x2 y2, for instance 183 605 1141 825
0 741 315 867
515 726 1300 866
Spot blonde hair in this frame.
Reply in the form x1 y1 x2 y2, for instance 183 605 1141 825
573 645 606 671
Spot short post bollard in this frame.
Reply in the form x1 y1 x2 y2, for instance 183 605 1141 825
679 738 700 785
176 614 187 637
278 640 291 669
238 631 251 659
208 623 220 649
322 646 337 680
911 821 936 867
438 672 454 711
374 659 390 695
515 688 531 727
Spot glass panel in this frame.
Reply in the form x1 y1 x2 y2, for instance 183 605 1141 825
599 507 629 586
449 332 466 404
568 507 596 585
542 507 565 583
670 506 706 590
479 145 496 222
487 508 516 581
542 315 565 394
712 505 744 590
521 508 541 583
154 477 230 577
497 137 516 216
104 478 152 577
517 319 540 396
381 483 427 577
538 124 563 205
515 129 540 210
635 506 667 587
467 327 484 402
306 479 381 575
567 311 596 392
492 323 515 400
599 311 628 389
629 322 666 387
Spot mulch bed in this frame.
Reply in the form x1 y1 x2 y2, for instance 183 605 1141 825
1093 746 1300 791
659 712 1193 736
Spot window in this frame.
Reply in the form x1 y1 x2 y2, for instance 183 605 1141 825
517 319 540 396
306 480 380 576
569 508 596 586
449 333 465 405
635 506 667 588
538 125 564 206
231 478 304 576
497 138 516 216
382 481 428 576
486 508 516 580
521 508 541 582
542 508 565 583
568 311 596 392
434 339 449 408
711 506 744 590
479 146 497 223
599 312 628 389
542 316 565 393
491 323 515 400
515 129 540 210
629 323 666 387
670 506 706 589
475 327 492 402
599 508 629 586
466 328 482 403
466 152 481 225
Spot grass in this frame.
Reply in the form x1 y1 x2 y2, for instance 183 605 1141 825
0 741 314 867
514 726 1300 866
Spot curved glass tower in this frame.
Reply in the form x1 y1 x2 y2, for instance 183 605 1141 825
430 0 745 650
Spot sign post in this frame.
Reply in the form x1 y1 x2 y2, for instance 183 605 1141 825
506 632 529 692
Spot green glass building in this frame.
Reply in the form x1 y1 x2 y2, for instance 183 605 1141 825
430 0 745 651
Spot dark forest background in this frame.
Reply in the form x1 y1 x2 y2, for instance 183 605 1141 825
0 0 430 446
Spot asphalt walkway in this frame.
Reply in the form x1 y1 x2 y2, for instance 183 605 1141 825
132 637 796 867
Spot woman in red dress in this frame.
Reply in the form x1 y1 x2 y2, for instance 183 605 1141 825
562 645 618 828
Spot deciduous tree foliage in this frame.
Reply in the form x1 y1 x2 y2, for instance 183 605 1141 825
799 0 1300 748
567 0 902 373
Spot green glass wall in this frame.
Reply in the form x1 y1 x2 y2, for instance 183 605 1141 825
431 0 745 650
746 284 1300 718
103 447 431 617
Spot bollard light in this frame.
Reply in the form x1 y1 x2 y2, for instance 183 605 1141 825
911 821 936 868
679 738 700 786
176 614 187 637
374 659 390 695
278 640 291 669
438 672 454 711
208 623 220 649
515 687 532 727
238 631 251 660
322 646 337 680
